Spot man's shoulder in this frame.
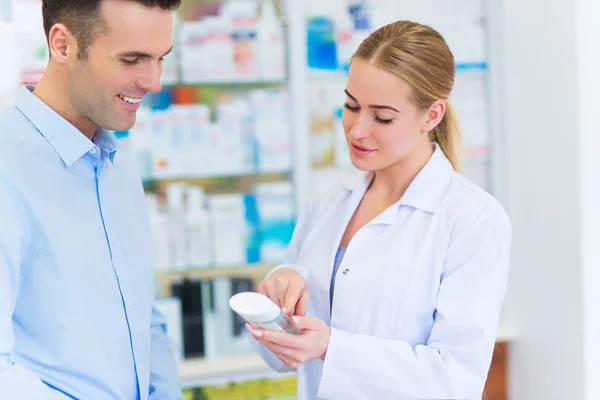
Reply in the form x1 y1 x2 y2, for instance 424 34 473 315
0 107 35 156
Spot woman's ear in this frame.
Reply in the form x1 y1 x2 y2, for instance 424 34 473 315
422 100 446 133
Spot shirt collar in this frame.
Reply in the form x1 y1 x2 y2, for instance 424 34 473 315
93 128 119 164
15 85 118 167
343 143 455 215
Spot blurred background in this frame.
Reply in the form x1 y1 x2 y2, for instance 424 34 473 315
1 0 599 399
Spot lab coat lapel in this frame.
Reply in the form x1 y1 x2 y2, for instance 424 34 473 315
326 173 373 281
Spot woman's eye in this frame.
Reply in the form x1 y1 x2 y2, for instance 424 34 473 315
375 116 394 125
343 103 360 112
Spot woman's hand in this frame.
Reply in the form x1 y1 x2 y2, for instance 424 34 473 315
258 268 310 317
247 316 331 368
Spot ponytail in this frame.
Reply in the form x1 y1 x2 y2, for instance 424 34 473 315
430 102 462 172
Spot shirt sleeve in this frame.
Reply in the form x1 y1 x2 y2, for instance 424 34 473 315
148 304 184 400
0 167 73 400
317 207 512 399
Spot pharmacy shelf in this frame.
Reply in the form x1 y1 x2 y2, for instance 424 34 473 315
178 353 293 389
142 168 291 182
142 169 291 184
155 263 275 281
155 264 275 298
165 79 287 88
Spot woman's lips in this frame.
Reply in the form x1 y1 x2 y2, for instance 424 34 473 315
350 142 376 156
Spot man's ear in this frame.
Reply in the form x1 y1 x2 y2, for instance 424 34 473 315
422 100 446 133
47 23 77 63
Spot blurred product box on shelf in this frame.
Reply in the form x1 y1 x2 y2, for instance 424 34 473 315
253 181 295 262
161 12 180 86
305 0 374 75
248 89 292 173
7 0 48 85
207 193 255 266
144 180 294 273
180 17 236 83
308 81 347 168
256 0 286 82
0 20 21 112
122 89 291 180
178 0 285 84
168 277 256 360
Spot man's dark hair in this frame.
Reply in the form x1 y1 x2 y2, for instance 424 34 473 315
42 0 181 59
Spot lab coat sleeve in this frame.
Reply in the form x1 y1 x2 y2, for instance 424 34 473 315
148 305 184 400
0 170 72 400
318 207 512 400
250 197 317 373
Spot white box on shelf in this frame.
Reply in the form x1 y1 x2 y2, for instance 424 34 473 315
202 277 254 359
166 183 188 271
160 12 180 86
186 185 213 269
179 18 235 84
216 99 255 175
147 193 171 273
168 105 193 177
257 0 286 81
13 0 47 85
148 108 172 178
208 194 249 266
248 89 292 173
187 105 212 177
254 181 295 262
127 107 153 178
225 0 260 82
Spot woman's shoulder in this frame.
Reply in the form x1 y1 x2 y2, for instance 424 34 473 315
441 171 511 234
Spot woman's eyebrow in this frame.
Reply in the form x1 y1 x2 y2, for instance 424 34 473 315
344 89 400 112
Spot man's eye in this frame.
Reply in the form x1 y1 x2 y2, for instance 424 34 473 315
122 58 138 65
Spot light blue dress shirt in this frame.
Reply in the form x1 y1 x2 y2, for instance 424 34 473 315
0 86 183 400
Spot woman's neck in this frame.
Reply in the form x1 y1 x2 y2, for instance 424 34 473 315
368 143 434 204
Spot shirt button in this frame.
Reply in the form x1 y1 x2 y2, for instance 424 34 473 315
343 269 350 275
89 147 97 155
139 365 144 372
109 235 116 244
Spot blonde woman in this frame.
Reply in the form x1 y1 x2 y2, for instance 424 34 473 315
248 20 511 399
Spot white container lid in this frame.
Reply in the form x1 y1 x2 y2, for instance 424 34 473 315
229 292 281 323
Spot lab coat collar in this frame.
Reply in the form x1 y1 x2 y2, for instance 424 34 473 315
343 143 455 218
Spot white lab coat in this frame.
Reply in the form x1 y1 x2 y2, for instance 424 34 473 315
252 144 511 400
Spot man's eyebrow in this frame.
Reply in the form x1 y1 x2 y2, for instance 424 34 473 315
117 46 173 59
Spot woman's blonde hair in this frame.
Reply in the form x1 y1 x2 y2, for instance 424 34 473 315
353 21 462 171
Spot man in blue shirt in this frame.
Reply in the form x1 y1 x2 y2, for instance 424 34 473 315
0 0 183 398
